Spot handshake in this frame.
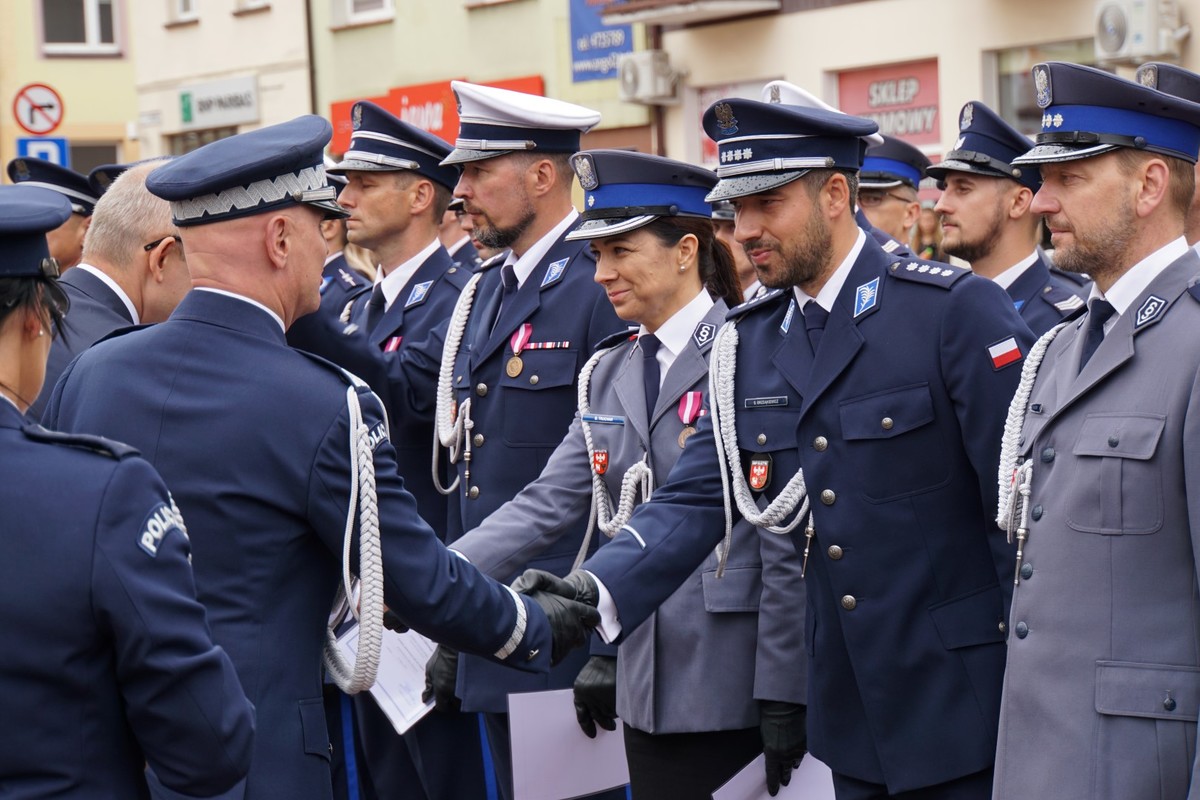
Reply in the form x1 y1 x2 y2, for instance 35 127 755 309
423 570 602 711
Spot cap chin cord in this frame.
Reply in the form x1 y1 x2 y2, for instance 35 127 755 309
323 383 386 693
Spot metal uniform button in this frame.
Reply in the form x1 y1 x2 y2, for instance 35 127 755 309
881 417 894 431
473 433 485 447
841 595 857 611
756 433 767 445
456 375 462 385
1031 504 1043 521
998 621 1007 634
1041 447 1055 463
529 375 539 385
820 489 836 505
468 486 480 499
475 383 488 397
813 436 828 452
1164 696 1178 712
827 545 844 560
1108 435 1120 447
1020 563 1033 580
1015 621 1029 639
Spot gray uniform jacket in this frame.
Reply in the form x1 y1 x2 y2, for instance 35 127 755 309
452 300 807 734
994 250 1200 800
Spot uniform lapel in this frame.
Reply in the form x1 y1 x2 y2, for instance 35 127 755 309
651 302 726 428
613 347 649 447
1046 254 1196 423
770 297 812 398
1006 256 1049 313
799 246 887 418
368 246 452 347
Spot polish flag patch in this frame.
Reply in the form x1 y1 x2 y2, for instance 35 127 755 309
988 336 1022 369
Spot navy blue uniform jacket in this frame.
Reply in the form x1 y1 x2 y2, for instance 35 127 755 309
580 238 1035 793
1005 252 1089 336
30 266 135 420
288 245 472 539
0 400 253 799
45 290 554 800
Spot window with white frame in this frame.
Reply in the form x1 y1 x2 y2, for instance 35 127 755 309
42 0 119 54
169 0 198 23
332 0 393 26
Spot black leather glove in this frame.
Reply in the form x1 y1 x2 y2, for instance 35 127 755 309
573 655 618 738
422 645 460 713
512 568 599 607
382 608 409 633
760 700 807 797
525 589 600 666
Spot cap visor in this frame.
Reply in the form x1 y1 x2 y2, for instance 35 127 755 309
704 170 808 203
1012 142 1119 166
565 215 656 241
440 148 512 166
328 158 403 174
307 198 350 219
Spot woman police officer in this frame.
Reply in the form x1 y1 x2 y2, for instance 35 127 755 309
447 150 808 798
0 184 253 799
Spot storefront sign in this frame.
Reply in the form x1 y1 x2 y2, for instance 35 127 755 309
178 76 259 131
838 59 939 146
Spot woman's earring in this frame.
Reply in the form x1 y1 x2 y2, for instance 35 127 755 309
38 329 45 337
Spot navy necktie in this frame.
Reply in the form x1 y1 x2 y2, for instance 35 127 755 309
640 334 661 422
1078 299 1116 373
491 264 519 334
364 283 386 335
804 300 829 355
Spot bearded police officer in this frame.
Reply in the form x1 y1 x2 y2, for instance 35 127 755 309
993 61 1200 800
42 116 600 800
928 100 1087 335
519 97 1034 799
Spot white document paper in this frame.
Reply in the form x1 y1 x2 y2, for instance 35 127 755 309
335 622 436 735
712 753 835 800
509 688 630 800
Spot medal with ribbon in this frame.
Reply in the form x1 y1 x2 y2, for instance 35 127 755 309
677 391 704 447
507 323 532 377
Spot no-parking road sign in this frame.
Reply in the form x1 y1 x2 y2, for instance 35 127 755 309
12 83 64 135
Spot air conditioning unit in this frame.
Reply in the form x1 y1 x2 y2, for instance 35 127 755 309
617 50 681 105
1094 0 1188 64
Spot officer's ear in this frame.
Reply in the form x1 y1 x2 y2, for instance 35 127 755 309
144 234 179 285
822 172 852 218
264 213 291 270
1008 185 1035 220
408 178 436 217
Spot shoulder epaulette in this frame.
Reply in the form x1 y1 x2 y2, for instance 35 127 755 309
443 262 474 291
292 348 369 391
1049 265 1091 287
595 327 639 351
22 423 139 460
887 260 970 289
1039 281 1086 315
727 288 787 320
477 251 508 272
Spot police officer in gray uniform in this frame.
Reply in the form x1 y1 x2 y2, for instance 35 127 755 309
0 184 255 799
993 61 1200 800
452 149 807 798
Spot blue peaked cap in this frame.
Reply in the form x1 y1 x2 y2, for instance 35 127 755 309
1136 62 1200 104
1015 61 1200 166
566 150 717 241
926 101 1040 191
146 115 347 227
860 135 930 190
7 158 98 215
702 98 879 202
329 100 459 191
0 185 72 277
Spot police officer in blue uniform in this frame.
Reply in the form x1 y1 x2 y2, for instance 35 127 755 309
928 101 1088 335
293 100 492 800
0 184 255 799
42 116 600 800
450 149 806 798
518 98 1035 799
29 159 189 420
421 80 626 800
6 158 97 271
857 135 929 245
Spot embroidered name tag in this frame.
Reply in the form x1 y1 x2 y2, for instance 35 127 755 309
582 413 626 425
744 396 788 408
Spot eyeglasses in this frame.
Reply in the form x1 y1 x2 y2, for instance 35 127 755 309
858 192 916 209
143 234 183 252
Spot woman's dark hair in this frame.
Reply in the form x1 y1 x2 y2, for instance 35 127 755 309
642 215 742 310
0 276 69 341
